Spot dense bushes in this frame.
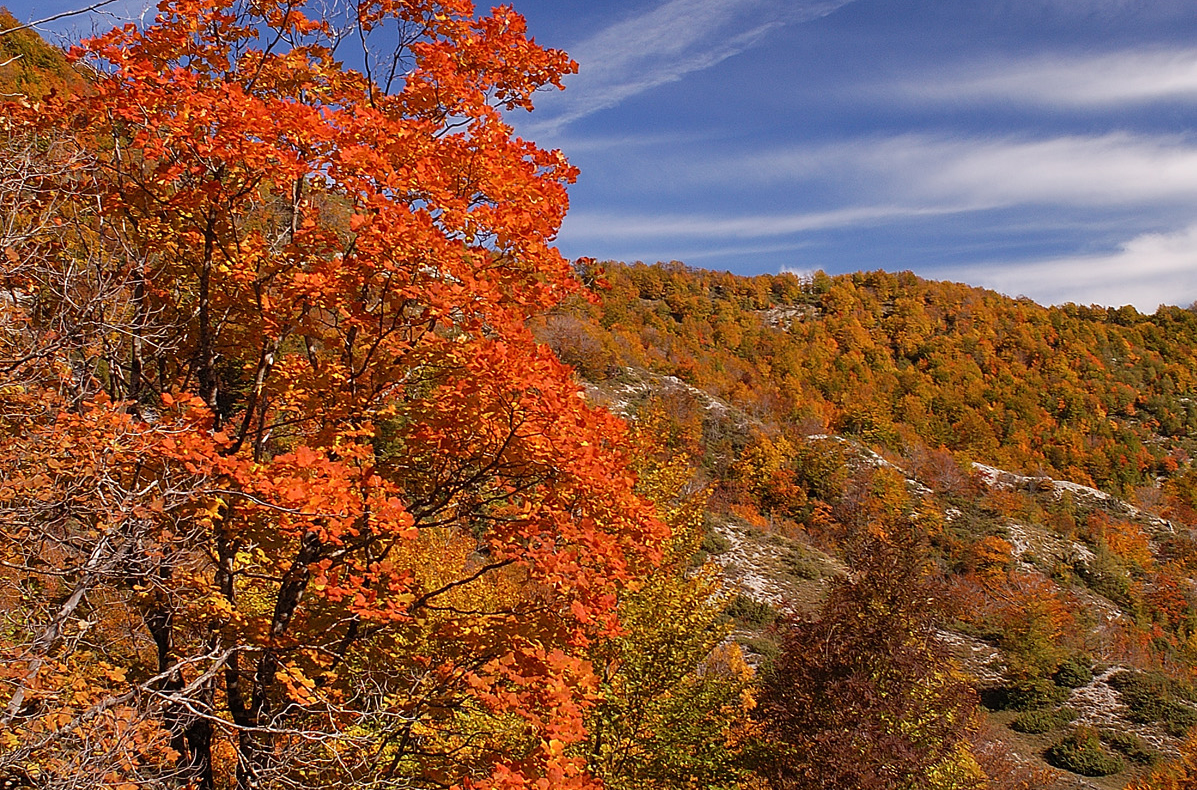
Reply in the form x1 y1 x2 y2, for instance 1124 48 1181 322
1101 729 1157 766
1109 671 1197 737
1010 707 1077 734
1046 727 1125 776
1053 655 1094 688
986 676 1069 712
725 594 778 628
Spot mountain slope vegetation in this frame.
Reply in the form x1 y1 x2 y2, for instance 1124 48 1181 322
541 261 1197 788
7 4 1197 789
543 262 1197 495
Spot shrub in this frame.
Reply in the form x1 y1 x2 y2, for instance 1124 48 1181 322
1077 549 1135 611
726 594 777 628
1010 707 1077 734
692 527 732 566
782 548 821 580
1053 655 1093 688
700 528 731 556
1100 729 1157 765
1110 670 1166 718
988 676 1068 712
1109 670 1197 736
1045 726 1125 776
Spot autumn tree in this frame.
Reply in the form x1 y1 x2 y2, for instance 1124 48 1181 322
581 401 753 790
0 3 665 789
753 525 979 790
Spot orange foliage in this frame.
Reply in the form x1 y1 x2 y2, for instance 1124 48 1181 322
0 3 663 788
970 536 1015 579
949 570 1078 675
1126 733 1197 790
1087 512 1154 571
557 263 1197 496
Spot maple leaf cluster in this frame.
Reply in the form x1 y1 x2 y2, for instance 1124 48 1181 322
0 2 667 788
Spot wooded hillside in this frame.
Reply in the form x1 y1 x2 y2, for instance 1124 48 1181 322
7 3 1197 790
542 261 1197 788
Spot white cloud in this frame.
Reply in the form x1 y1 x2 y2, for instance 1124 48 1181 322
524 0 856 134
562 204 967 242
560 133 1197 310
949 224 1197 311
901 133 1197 207
897 48 1197 108
703 132 1197 210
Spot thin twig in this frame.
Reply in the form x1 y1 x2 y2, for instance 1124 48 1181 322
0 0 125 37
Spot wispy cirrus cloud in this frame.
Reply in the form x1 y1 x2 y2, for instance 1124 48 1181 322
561 131 1197 310
894 48 1197 108
859 133 1197 208
948 223 1197 311
525 0 857 134
687 132 1197 210
562 204 968 242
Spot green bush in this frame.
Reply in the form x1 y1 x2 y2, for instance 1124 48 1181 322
691 525 732 567
1108 670 1167 718
1010 706 1077 734
700 528 731 556
1100 729 1157 765
1165 713 1197 738
1077 549 1135 610
1045 726 1125 776
1108 670 1197 736
782 548 820 580
991 676 1068 712
726 594 777 628
1053 655 1093 688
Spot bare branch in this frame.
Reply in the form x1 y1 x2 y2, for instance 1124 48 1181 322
0 0 126 37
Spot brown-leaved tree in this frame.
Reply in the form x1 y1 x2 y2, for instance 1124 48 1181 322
754 525 979 790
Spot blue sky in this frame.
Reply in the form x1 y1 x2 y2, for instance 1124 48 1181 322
13 0 1197 310
512 0 1197 311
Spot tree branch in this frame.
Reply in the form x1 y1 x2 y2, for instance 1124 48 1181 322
0 0 126 37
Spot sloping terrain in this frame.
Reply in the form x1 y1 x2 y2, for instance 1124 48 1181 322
555 262 1197 787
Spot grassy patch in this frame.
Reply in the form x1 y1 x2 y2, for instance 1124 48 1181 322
780 547 821 580
738 635 780 668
